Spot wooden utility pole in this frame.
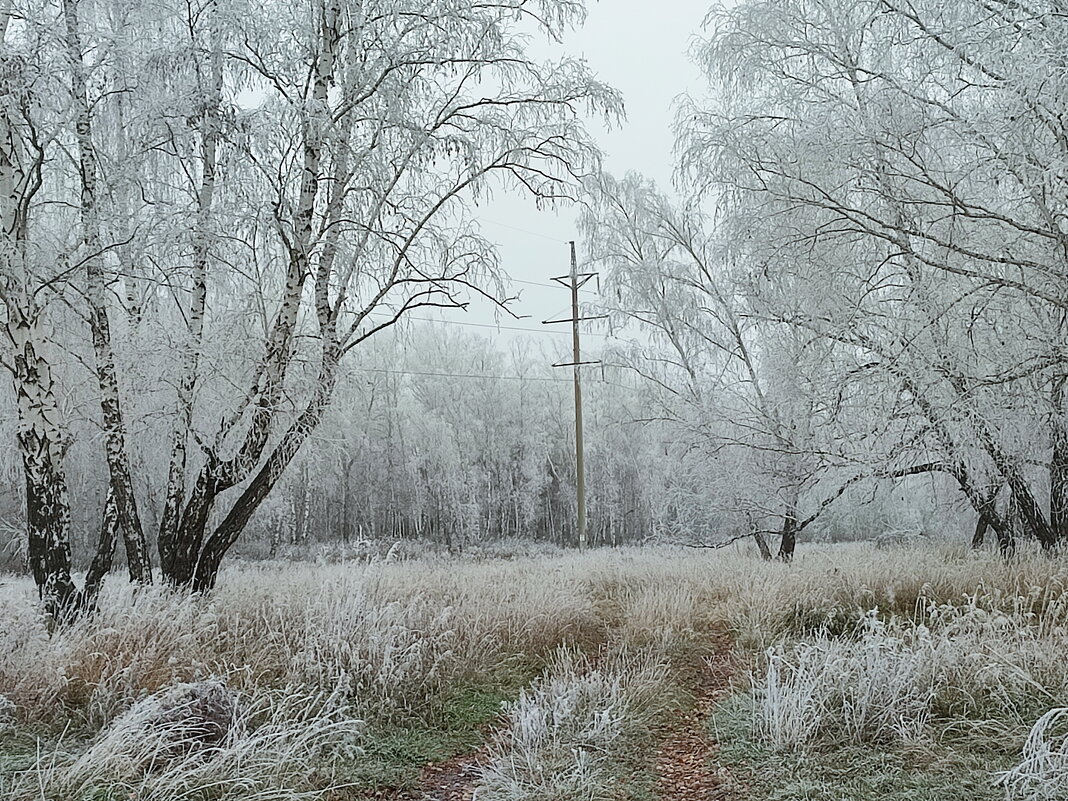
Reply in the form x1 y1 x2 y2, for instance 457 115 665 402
569 242 587 550
545 241 604 549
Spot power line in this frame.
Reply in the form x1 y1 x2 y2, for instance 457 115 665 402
404 315 568 336
360 366 570 382
397 314 618 339
358 366 634 390
511 277 561 288
481 217 569 243
510 275 597 295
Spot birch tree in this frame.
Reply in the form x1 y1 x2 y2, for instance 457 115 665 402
131 0 620 588
0 0 619 596
0 1 133 615
681 0 1068 552
60 0 152 583
583 173 877 558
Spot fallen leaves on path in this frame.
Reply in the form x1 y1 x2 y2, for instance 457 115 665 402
376 740 490 801
653 632 745 801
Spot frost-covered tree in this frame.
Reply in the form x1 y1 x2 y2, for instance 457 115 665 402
2 0 622 601
224 325 668 554
149 0 619 589
583 173 881 558
0 0 148 616
678 0 1068 552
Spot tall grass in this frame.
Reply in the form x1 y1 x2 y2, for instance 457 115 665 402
1000 707 1068 801
744 555 1068 796
1 683 362 801
6 543 1068 732
755 600 1068 750
4 542 1068 798
476 646 672 801
0 557 609 731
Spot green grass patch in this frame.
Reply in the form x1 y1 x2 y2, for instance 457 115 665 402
711 692 1014 801
0 731 40 775
339 668 534 792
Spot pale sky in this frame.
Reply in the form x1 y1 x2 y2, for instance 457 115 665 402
422 1 712 361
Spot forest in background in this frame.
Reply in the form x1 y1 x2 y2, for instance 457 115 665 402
0 321 961 573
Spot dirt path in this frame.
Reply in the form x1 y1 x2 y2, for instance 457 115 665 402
399 752 483 801
377 738 491 801
653 633 743 801
384 634 742 801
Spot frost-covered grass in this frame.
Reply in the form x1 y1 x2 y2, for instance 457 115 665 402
0 547 718 799
1 684 361 801
476 646 672 801
718 544 1068 800
0 557 602 731
1000 707 1068 801
755 601 1068 750
3 542 1068 799
714 692 1007 801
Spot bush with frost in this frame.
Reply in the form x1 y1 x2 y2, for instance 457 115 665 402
2 679 361 801
755 601 1068 751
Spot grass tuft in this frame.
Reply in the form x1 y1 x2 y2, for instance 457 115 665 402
475 646 671 801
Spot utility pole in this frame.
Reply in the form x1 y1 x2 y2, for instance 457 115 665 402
568 242 587 552
545 241 605 549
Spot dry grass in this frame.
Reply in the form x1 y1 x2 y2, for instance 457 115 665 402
0 556 608 731
3 542 1068 798
755 601 1068 750
476 646 672 801
1000 707 1068 800
1 684 361 801
0 548 717 800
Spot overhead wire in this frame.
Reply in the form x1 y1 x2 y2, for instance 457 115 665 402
478 218 598 293
360 367 570 382
400 314 618 339
358 366 633 390
356 224 630 381
510 275 597 295
480 217 571 243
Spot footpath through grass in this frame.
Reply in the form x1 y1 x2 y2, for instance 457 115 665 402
340 668 533 793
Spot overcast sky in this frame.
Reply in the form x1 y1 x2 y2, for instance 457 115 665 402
416 1 712 360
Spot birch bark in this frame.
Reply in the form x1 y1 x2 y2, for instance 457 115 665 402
61 0 152 583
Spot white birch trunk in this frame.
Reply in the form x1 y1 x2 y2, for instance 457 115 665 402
61 0 152 583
